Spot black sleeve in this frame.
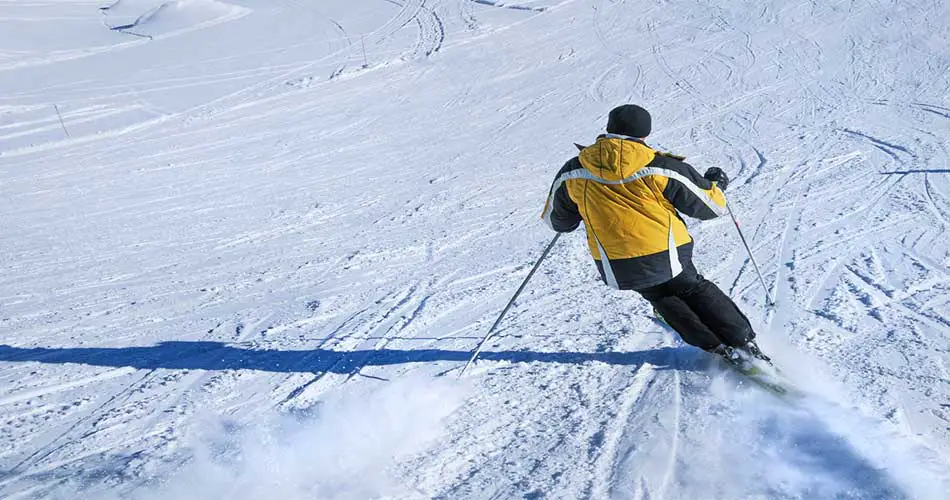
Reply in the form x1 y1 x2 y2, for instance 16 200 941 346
542 159 583 232
657 157 728 221
549 182 581 232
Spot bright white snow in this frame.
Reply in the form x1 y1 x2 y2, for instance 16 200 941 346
2 0 950 498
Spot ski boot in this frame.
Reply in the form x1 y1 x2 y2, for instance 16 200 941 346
707 344 742 366
736 339 771 365
708 343 767 376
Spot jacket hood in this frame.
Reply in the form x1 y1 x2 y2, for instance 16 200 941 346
578 135 657 181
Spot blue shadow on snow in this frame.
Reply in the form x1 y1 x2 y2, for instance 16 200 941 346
0 342 691 374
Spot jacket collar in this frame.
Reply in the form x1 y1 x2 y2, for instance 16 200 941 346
600 133 647 145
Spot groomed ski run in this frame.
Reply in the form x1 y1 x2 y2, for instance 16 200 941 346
2 0 950 498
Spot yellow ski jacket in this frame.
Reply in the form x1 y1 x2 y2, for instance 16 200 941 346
542 134 727 290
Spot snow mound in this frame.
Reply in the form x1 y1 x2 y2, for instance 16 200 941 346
106 0 248 37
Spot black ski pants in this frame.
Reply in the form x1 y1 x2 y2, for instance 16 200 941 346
637 266 754 350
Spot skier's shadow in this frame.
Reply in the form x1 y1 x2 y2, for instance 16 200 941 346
0 341 698 374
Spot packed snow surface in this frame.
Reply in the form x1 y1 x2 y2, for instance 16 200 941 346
2 0 950 498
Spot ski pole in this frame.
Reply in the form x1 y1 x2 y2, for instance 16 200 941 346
458 233 561 378
726 202 775 307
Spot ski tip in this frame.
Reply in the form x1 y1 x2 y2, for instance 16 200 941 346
574 143 587 151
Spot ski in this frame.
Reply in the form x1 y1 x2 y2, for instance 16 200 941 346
718 355 797 398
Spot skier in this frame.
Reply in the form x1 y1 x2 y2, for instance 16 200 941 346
542 104 769 364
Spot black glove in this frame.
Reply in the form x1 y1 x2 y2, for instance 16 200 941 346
704 167 729 191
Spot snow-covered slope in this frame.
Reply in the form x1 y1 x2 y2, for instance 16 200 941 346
2 0 950 498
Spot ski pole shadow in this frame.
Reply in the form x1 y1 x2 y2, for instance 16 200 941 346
0 342 697 374
880 169 950 174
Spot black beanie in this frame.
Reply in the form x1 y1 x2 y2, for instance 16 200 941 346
606 104 651 138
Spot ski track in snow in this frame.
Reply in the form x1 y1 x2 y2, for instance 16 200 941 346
2 0 950 498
